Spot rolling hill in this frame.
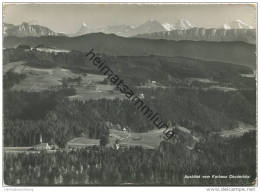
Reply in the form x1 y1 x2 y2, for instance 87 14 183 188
4 33 256 69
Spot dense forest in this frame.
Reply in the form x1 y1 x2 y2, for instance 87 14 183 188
4 132 256 185
4 85 255 147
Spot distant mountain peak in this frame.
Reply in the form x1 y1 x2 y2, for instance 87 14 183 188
174 19 193 30
74 22 92 36
132 19 166 35
79 22 89 30
223 24 231 29
228 20 254 29
141 19 163 28
162 23 175 31
81 22 87 27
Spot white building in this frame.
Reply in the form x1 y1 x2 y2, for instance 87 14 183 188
34 143 51 151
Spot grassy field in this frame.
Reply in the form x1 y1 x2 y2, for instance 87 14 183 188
67 126 201 150
4 61 126 100
3 61 26 75
67 137 100 148
218 122 255 137
67 128 165 149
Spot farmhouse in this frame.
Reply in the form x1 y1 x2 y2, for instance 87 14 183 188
33 143 51 151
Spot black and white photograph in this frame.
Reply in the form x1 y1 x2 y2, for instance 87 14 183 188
1 2 258 189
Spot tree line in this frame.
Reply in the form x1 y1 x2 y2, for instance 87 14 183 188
4 132 256 185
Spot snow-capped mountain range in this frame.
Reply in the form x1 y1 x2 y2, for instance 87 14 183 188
224 20 254 29
135 20 255 44
136 27 256 44
72 19 195 37
72 19 166 37
71 19 255 44
3 19 255 44
162 19 194 31
72 19 254 37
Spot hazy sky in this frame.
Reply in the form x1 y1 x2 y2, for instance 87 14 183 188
3 3 256 34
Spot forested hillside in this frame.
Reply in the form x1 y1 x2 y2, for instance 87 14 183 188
4 132 256 185
3 45 256 186
4 33 256 68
